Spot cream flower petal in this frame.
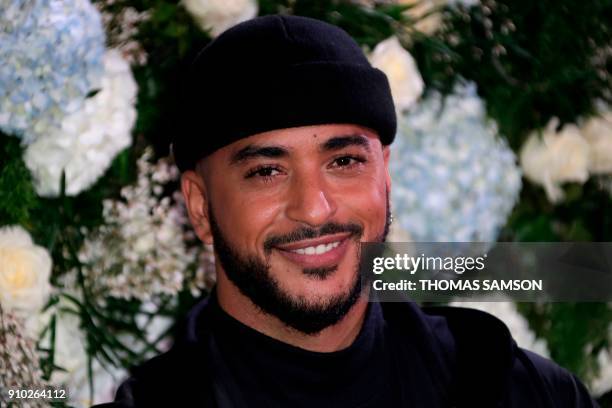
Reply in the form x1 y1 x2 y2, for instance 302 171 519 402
0 225 52 315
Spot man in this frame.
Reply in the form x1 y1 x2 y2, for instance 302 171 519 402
96 14 597 407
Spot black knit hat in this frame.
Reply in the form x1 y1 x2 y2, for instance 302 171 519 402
173 14 396 172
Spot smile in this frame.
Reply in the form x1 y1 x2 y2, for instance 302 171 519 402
273 233 353 269
290 241 340 255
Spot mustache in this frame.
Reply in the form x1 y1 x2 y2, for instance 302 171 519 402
263 222 363 253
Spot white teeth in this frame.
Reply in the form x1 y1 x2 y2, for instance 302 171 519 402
291 241 340 255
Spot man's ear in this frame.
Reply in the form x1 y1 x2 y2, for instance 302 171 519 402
382 145 392 192
181 169 213 245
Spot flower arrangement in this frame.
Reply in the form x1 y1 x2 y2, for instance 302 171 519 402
23 49 137 197
0 0 106 143
519 107 612 203
390 82 522 243
79 148 211 302
182 0 258 37
0 305 50 408
0 0 611 405
369 35 424 112
0 226 52 315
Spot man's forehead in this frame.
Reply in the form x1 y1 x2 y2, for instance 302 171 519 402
225 124 380 155
195 124 382 174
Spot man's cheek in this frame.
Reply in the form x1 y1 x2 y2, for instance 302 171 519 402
231 190 282 218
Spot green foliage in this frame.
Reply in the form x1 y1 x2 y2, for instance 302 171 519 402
2 0 210 387
2 0 610 396
502 180 612 242
420 0 612 148
391 0 612 386
93 0 210 157
259 0 409 47
132 0 210 156
0 133 38 226
518 302 612 381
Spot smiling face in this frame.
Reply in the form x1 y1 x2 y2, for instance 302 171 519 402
181 124 391 334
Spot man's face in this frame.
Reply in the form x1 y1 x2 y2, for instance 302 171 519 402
182 124 391 334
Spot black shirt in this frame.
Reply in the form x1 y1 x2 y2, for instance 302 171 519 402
95 292 598 407
205 296 451 407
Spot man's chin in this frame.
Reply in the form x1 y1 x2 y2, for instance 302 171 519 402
278 281 354 307
258 268 363 334
269 260 359 298
272 284 364 335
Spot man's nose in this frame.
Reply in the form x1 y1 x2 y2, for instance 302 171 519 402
285 172 337 227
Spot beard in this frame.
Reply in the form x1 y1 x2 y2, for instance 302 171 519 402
208 190 391 335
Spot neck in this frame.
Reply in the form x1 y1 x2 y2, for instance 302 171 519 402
215 272 369 352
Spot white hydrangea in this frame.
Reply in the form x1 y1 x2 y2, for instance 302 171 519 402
449 300 550 358
0 0 105 142
133 302 174 354
182 0 258 37
38 300 128 408
34 291 178 407
23 49 136 197
67 358 127 407
390 82 521 243
78 149 213 301
369 36 424 112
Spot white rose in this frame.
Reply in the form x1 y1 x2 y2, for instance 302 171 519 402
399 0 444 35
592 348 612 397
0 225 52 313
182 0 257 37
520 118 590 203
24 49 136 197
397 0 477 36
580 110 612 175
369 36 424 112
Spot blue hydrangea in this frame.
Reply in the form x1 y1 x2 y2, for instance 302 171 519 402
390 82 522 243
0 0 105 143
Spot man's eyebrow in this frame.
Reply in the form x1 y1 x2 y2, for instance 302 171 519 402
229 144 289 164
320 134 371 153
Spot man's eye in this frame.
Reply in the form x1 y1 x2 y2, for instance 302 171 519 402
331 156 366 168
245 166 281 179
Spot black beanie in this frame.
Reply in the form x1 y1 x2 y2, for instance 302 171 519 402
173 14 397 172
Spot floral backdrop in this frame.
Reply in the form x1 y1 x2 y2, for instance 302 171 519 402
1 0 611 406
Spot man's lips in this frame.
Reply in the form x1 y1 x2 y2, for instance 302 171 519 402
272 232 353 269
